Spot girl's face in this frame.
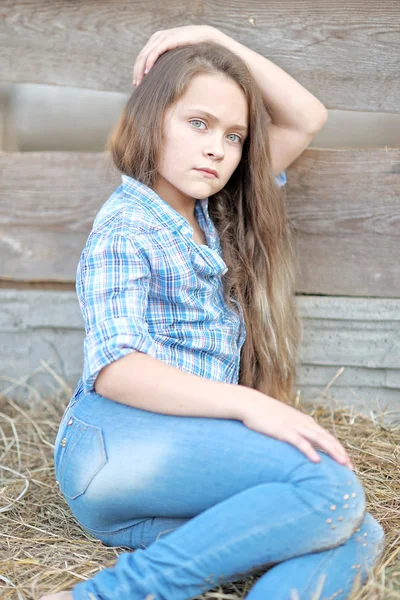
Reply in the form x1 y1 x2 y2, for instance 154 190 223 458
154 72 249 214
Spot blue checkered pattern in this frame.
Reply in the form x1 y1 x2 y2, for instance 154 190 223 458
71 172 287 400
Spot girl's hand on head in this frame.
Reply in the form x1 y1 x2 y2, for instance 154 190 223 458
240 389 354 470
132 25 224 86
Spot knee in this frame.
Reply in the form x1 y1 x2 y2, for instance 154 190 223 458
323 469 367 545
353 512 386 560
295 453 367 546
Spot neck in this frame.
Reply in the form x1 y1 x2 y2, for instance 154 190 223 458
153 175 196 222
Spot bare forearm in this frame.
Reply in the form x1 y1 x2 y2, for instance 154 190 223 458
213 28 328 132
95 352 251 420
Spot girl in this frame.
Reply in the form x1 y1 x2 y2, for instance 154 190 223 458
43 26 385 600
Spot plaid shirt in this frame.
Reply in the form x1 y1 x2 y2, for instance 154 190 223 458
72 171 287 400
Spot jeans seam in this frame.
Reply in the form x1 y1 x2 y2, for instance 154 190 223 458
72 476 347 538
73 462 363 536
302 508 371 598
124 497 356 594
300 547 336 597
74 515 149 536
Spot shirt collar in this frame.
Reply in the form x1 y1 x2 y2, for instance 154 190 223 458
121 174 212 236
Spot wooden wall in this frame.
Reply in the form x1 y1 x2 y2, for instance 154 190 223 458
0 1 399 422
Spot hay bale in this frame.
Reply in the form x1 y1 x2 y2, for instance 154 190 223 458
0 363 399 599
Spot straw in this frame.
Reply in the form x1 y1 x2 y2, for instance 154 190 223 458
0 365 399 599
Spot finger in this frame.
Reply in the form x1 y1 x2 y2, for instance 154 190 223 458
133 33 164 83
133 46 150 83
134 39 166 84
310 429 351 466
143 46 167 74
287 432 322 463
134 32 194 85
133 46 153 84
302 425 353 468
139 41 163 77
313 426 352 466
300 415 352 462
296 410 353 468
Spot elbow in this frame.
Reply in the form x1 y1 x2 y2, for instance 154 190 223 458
94 373 104 396
94 364 113 397
309 107 329 133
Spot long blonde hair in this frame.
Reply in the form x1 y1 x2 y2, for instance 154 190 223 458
105 41 303 404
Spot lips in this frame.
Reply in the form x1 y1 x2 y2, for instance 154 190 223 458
195 168 218 178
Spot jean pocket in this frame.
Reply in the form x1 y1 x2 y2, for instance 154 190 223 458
56 415 107 500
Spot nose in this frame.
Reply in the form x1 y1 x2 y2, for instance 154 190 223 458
204 136 224 160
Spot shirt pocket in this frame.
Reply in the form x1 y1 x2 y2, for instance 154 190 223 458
55 415 108 500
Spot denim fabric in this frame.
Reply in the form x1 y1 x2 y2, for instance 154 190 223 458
54 391 385 600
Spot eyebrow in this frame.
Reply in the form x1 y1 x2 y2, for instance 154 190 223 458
184 107 248 134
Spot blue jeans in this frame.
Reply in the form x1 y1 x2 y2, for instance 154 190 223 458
54 390 385 600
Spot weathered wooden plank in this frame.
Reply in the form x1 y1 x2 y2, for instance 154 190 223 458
298 386 400 424
2 290 399 338
300 328 399 370
0 328 84 402
1 149 399 296
0 291 84 330
297 364 399 389
0 151 121 281
288 148 400 296
1 0 399 112
0 291 399 425
302 319 394 331
296 296 400 321
0 83 18 151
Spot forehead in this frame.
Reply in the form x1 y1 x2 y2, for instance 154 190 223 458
174 72 248 124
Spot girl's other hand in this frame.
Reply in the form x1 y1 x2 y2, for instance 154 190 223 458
240 390 354 470
132 25 223 86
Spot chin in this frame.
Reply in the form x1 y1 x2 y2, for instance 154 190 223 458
194 181 222 198
175 184 210 200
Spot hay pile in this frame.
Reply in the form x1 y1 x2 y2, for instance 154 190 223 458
0 361 399 600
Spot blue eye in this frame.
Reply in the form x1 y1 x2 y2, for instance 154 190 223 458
189 119 242 143
227 133 242 144
190 119 206 129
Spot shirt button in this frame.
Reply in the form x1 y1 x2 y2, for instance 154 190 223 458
67 418 73 426
60 437 67 447
181 226 190 235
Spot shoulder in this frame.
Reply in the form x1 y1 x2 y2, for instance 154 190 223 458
83 183 163 254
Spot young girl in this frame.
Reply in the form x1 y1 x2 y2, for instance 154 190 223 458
42 26 385 600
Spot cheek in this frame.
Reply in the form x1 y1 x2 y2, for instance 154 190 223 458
160 133 191 170
220 152 242 184
228 148 243 172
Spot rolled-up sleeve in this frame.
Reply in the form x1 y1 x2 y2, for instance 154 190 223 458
78 233 158 395
275 170 287 187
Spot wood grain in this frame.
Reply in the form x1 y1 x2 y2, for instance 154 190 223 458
1 0 399 112
1 290 398 423
1 148 399 296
